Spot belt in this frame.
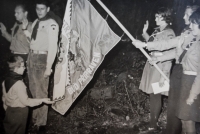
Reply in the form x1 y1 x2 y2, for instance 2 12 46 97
183 71 197 76
30 50 47 54
11 51 28 55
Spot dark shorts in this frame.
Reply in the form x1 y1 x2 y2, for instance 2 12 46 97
4 106 29 134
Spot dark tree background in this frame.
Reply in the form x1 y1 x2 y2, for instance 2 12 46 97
0 0 199 37
0 0 200 133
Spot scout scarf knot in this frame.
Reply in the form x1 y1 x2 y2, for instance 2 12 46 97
13 25 19 37
4 71 23 93
31 14 51 40
148 28 160 42
178 38 196 63
148 25 171 42
13 22 22 37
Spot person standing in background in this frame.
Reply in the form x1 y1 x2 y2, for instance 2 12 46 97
0 3 32 90
2 55 54 134
138 7 175 131
22 0 59 132
133 6 200 134
146 5 199 134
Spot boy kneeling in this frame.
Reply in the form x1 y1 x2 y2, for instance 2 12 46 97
2 55 54 134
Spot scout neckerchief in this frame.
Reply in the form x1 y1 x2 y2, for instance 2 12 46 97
4 71 23 93
181 25 190 33
148 28 160 42
13 22 22 37
31 13 51 40
178 38 196 63
148 25 171 42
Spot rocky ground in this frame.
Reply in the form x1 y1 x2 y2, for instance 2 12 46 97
0 41 168 134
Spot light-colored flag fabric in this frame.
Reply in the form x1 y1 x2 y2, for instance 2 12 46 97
52 0 120 115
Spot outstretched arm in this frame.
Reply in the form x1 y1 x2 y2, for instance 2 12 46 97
16 81 54 107
132 35 183 51
0 22 12 42
147 36 183 51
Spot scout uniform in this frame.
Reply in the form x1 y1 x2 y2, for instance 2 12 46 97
146 28 199 133
147 27 192 64
139 25 175 95
3 22 32 61
2 22 32 93
24 18 58 126
2 71 46 134
176 36 200 122
138 25 175 130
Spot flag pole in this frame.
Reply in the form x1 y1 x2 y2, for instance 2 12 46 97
96 0 169 82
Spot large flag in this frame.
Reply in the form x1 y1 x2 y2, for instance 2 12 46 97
52 0 120 115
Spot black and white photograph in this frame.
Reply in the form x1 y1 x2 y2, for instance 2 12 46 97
0 0 200 133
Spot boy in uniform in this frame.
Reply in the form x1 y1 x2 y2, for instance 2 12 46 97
22 0 59 131
2 55 54 134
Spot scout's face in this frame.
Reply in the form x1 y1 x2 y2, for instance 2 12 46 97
189 22 200 36
155 14 165 26
36 4 50 19
15 62 26 75
14 6 27 22
183 8 193 25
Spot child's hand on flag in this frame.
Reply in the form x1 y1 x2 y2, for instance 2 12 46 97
42 98 55 104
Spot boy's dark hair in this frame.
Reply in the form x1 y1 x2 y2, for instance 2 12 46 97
35 0 50 7
156 7 173 25
7 56 24 71
15 3 28 12
190 8 200 28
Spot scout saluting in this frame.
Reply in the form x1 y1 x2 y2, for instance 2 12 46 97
138 7 175 131
133 7 200 134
